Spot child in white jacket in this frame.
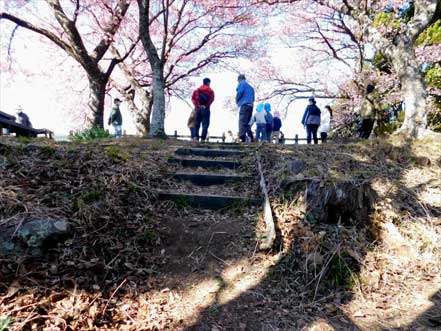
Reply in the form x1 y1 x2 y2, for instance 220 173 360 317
319 105 333 143
249 103 267 141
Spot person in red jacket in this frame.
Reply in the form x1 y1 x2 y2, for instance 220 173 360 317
191 78 215 141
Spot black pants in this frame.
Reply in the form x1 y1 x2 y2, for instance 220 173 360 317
239 104 254 142
359 119 374 139
306 124 319 144
320 132 328 143
194 107 210 141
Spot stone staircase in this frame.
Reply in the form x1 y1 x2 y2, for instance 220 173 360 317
156 144 275 249
159 146 261 209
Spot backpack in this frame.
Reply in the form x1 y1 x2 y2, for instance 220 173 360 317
198 90 209 105
265 112 273 125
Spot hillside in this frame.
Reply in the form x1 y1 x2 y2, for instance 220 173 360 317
0 136 440 331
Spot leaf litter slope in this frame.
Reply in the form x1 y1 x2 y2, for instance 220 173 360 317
1 136 440 330
0 137 270 330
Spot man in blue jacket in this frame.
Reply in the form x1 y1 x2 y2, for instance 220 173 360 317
236 74 255 142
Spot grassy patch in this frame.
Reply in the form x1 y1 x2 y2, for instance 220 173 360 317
17 136 31 145
70 127 110 141
327 251 359 290
0 317 11 331
105 146 129 162
39 145 56 157
73 190 101 211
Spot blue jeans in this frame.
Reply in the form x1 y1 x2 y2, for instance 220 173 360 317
256 123 267 141
306 124 319 144
266 124 272 142
194 107 210 141
113 124 122 138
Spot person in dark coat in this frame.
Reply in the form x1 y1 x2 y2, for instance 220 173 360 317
15 106 32 128
108 98 123 137
271 111 282 143
301 96 321 144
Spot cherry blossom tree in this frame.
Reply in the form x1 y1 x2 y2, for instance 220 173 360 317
136 0 259 136
0 0 135 128
259 0 440 138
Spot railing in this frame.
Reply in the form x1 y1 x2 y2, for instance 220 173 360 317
169 130 322 144
66 129 322 144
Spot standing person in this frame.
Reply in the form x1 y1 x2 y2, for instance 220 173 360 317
264 103 273 142
236 74 255 142
249 103 267 142
319 105 333 143
301 96 321 144
358 84 380 139
191 78 215 141
108 98 123 138
187 109 196 138
271 111 282 143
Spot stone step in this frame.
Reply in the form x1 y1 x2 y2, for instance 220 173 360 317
175 148 247 157
173 172 253 186
156 191 261 209
193 143 244 149
168 157 241 169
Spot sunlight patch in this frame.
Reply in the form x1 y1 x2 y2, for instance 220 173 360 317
304 319 335 331
418 187 441 207
217 256 278 305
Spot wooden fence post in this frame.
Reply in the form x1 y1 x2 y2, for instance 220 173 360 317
174 130 178 139
222 132 226 142
295 134 299 144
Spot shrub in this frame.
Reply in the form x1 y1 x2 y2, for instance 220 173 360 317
70 127 110 141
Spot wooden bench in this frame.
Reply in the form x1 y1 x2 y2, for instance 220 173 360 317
0 111 53 139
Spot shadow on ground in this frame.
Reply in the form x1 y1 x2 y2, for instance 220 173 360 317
183 139 441 330
0 138 440 330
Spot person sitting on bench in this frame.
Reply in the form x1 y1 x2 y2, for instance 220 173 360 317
15 106 33 128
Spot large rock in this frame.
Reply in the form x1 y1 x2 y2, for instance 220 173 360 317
0 218 71 257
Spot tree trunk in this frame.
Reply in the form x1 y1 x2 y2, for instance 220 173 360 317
133 92 153 136
139 96 153 135
137 0 167 138
87 74 107 128
390 45 428 138
149 64 166 137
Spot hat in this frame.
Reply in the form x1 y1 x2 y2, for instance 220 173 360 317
264 103 271 112
308 96 315 102
237 74 246 81
114 98 122 103
203 77 211 85
274 111 280 118
256 103 264 112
